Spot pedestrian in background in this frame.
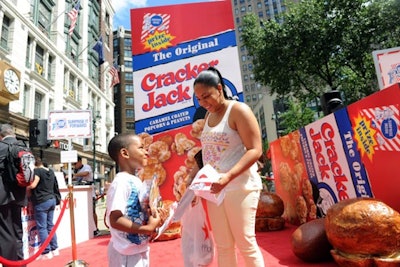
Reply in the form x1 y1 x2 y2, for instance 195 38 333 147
73 156 100 236
28 156 61 260
0 123 27 266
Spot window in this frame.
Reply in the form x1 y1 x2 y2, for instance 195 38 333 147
26 37 33 68
69 74 75 98
35 45 45 76
88 1 100 31
125 84 133 93
125 72 133 81
124 50 131 57
105 12 111 28
125 97 134 105
23 85 30 116
29 0 55 34
124 38 132 47
89 60 99 83
126 109 134 118
47 55 55 83
126 122 135 131
34 92 43 119
0 15 10 50
124 61 133 68
38 2 52 33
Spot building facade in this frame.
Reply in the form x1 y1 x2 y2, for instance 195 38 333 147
112 26 134 135
0 0 115 177
232 0 298 143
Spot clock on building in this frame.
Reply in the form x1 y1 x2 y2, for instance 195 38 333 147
0 60 21 105
4 68 20 94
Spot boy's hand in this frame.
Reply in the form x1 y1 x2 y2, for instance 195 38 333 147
157 207 168 224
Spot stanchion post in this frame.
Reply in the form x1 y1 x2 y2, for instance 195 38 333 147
68 184 77 261
64 139 88 267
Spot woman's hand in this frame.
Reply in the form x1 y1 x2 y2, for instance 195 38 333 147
210 173 230 194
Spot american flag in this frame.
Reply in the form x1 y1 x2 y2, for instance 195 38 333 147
67 0 80 36
109 65 120 88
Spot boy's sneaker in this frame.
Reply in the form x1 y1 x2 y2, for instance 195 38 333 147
94 229 101 237
52 249 60 256
37 252 53 260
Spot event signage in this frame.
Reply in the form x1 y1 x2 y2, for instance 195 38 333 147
130 1 242 200
271 83 400 225
47 110 92 140
372 46 400 90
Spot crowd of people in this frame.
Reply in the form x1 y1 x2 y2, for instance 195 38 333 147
0 67 265 267
0 123 100 265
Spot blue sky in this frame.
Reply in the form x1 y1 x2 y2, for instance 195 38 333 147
112 0 211 29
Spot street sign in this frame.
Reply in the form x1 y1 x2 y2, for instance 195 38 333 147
60 150 78 163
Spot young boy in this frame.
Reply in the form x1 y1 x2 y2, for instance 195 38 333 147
106 133 166 267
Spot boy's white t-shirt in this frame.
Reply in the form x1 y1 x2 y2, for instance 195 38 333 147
106 171 150 255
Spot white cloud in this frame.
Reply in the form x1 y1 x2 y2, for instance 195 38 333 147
111 0 147 13
112 0 149 29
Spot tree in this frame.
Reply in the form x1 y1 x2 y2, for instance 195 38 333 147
278 99 316 135
242 0 400 105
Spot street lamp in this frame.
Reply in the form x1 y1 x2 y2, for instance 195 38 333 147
92 110 101 180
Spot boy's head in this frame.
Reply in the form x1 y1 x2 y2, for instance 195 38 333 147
108 133 148 169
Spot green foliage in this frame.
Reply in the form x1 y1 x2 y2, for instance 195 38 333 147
278 99 316 135
242 0 400 105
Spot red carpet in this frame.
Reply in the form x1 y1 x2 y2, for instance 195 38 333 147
28 224 338 266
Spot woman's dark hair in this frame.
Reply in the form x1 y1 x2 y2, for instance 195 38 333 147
194 67 230 99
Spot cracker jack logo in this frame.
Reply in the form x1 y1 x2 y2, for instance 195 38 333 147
141 13 175 51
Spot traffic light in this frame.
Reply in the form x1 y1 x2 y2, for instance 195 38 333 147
29 119 48 147
320 90 344 116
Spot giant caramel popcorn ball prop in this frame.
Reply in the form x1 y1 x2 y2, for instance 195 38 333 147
291 218 332 262
255 191 285 231
325 198 400 267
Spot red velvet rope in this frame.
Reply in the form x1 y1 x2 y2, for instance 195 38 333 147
0 197 69 266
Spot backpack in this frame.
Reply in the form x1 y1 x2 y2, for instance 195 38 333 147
2 140 36 187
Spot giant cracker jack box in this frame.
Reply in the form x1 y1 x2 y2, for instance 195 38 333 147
271 83 400 225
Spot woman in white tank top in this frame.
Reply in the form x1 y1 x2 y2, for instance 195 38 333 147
192 67 265 267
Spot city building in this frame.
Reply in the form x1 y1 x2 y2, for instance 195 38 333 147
112 27 134 135
0 0 115 179
232 0 298 142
